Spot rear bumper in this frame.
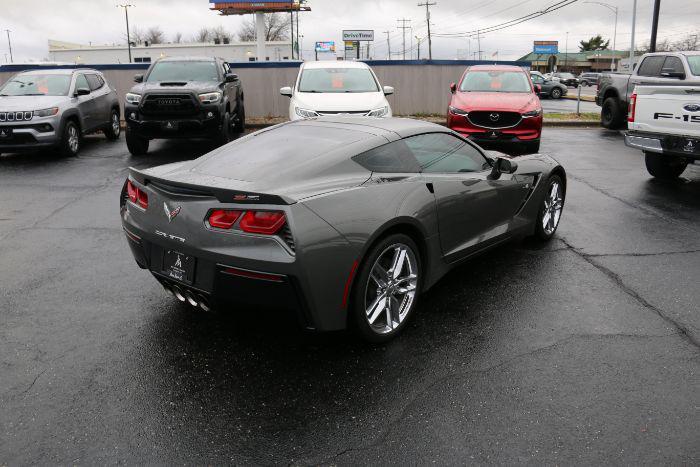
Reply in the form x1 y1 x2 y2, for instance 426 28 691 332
625 131 700 160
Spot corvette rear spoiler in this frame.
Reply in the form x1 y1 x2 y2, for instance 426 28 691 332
128 167 295 205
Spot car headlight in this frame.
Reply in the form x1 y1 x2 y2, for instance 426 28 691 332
295 107 319 118
33 107 59 117
125 93 141 105
522 109 543 118
367 106 389 118
198 91 222 104
448 106 469 116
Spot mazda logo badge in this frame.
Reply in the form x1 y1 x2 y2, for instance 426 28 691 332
489 113 500 121
683 103 700 112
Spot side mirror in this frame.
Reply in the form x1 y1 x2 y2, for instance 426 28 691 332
449 82 457 94
534 84 542 96
134 74 143 83
75 88 91 97
660 68 685 79
225 73 239 83
383 85 394 96
280 86 293 97
489 157 518 179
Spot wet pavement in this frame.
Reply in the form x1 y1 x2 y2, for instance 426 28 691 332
1 128 699 464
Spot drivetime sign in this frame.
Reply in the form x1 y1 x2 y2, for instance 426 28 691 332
342 30 374 41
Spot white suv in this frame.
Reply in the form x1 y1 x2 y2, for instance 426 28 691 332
280 61 394 120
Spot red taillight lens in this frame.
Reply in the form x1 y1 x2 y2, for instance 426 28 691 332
239 211 286 235
126 179 148 209
208 209 242 229
628 93 637 123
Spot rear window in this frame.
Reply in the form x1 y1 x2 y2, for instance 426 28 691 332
460 70 531 93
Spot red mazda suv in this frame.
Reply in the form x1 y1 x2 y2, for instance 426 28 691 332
447 65 543 154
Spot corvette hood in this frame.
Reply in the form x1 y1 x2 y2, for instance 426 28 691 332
0 95 69 111
451 92 538 112
294 92 388 113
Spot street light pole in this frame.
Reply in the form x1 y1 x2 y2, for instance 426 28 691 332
116 4 134 64
649 0 661 52
565 31 568 71
4 29 13 63
584 2 618 71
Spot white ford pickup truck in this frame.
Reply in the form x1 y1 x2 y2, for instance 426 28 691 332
625 85 700 179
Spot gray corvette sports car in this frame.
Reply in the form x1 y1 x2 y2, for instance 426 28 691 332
121 117 566 342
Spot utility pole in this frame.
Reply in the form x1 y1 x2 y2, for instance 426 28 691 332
397 18 411 60
477 29 482 60
296 10 300 60
4 29 12 63
290 10 294 59
649 0 661 52
383 30 391 60
116 4 134 63
565 32 568 70
415 36 422 60
630 0 637 70
417 1 436 60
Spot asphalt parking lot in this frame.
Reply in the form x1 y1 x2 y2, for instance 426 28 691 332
1 128 699 464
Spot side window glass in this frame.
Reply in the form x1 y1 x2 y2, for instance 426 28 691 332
405 133 488 173
352 140 420 173
75 74 90 92
662 56 684 74
637 56 665 77
86 74 102 91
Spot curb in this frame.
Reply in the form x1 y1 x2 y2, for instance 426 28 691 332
563 95 596 103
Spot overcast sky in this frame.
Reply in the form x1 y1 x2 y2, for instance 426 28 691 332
1 0 698 63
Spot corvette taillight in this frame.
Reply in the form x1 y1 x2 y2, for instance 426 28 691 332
126 179 148 209
240 211 286 234
208 209 243 229
628 93 637 123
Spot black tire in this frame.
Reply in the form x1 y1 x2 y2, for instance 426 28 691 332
644 152 688 179
533 174 565 241
350 233 422 343
60 120 81 157
581 80 589 87
126 128 149 156
217 111 231 146
550 88 562 99
104 108 121 141
601 96 624 129
234 102 246 134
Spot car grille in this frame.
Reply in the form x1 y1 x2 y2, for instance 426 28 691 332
467 111 522 129
140 94 198 116
0 111 33 122
280 224 295 253
317 110 370 116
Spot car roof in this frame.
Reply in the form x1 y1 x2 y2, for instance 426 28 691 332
467 64 525 72
157 56 219 62
291 116 446 137
302 60 370 69
18 68 99 76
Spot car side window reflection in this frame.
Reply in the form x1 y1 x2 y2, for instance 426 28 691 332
352 140 421 173
75 74 90 92
404 133 488 173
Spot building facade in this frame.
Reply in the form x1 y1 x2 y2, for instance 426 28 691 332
518 50 636 74
48 39 293 64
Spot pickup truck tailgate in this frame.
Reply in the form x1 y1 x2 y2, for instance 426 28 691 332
629 85 700 137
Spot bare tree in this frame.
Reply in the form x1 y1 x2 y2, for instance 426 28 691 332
210 25 233 43
237 13 290 42
673 33 699 51
194 27 212 43
126 25 145 45
173 32 183 44
145 26 165 45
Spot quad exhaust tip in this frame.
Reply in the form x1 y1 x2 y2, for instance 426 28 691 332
158 277 212 311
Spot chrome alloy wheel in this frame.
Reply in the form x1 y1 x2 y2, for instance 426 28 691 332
364 243 418 334
112 113 120 136
542 181 563 235
68 125 79 153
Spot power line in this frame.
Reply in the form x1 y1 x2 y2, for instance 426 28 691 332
417 1 436 60
397 18 412 60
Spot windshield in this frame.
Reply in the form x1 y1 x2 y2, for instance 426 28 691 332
686 55 700 76
298 68 379 93
459 71 532 93
0 74 71 96
146 61 219 82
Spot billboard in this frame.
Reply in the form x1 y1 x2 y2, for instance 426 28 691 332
533 41 558 54
315 41 336 53
342 30 374 42
210 1 298 13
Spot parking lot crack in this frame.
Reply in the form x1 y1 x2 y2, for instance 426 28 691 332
559 237 700 350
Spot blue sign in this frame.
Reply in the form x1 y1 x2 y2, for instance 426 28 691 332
534 44 558 54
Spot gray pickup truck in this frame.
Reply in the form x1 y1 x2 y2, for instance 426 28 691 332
596 51 700 129
0 68 121 157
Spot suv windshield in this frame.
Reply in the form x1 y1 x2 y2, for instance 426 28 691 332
298 68 379 93
460 71 531 93
146 61 219 82
686 55 700 76
0 74 71 96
